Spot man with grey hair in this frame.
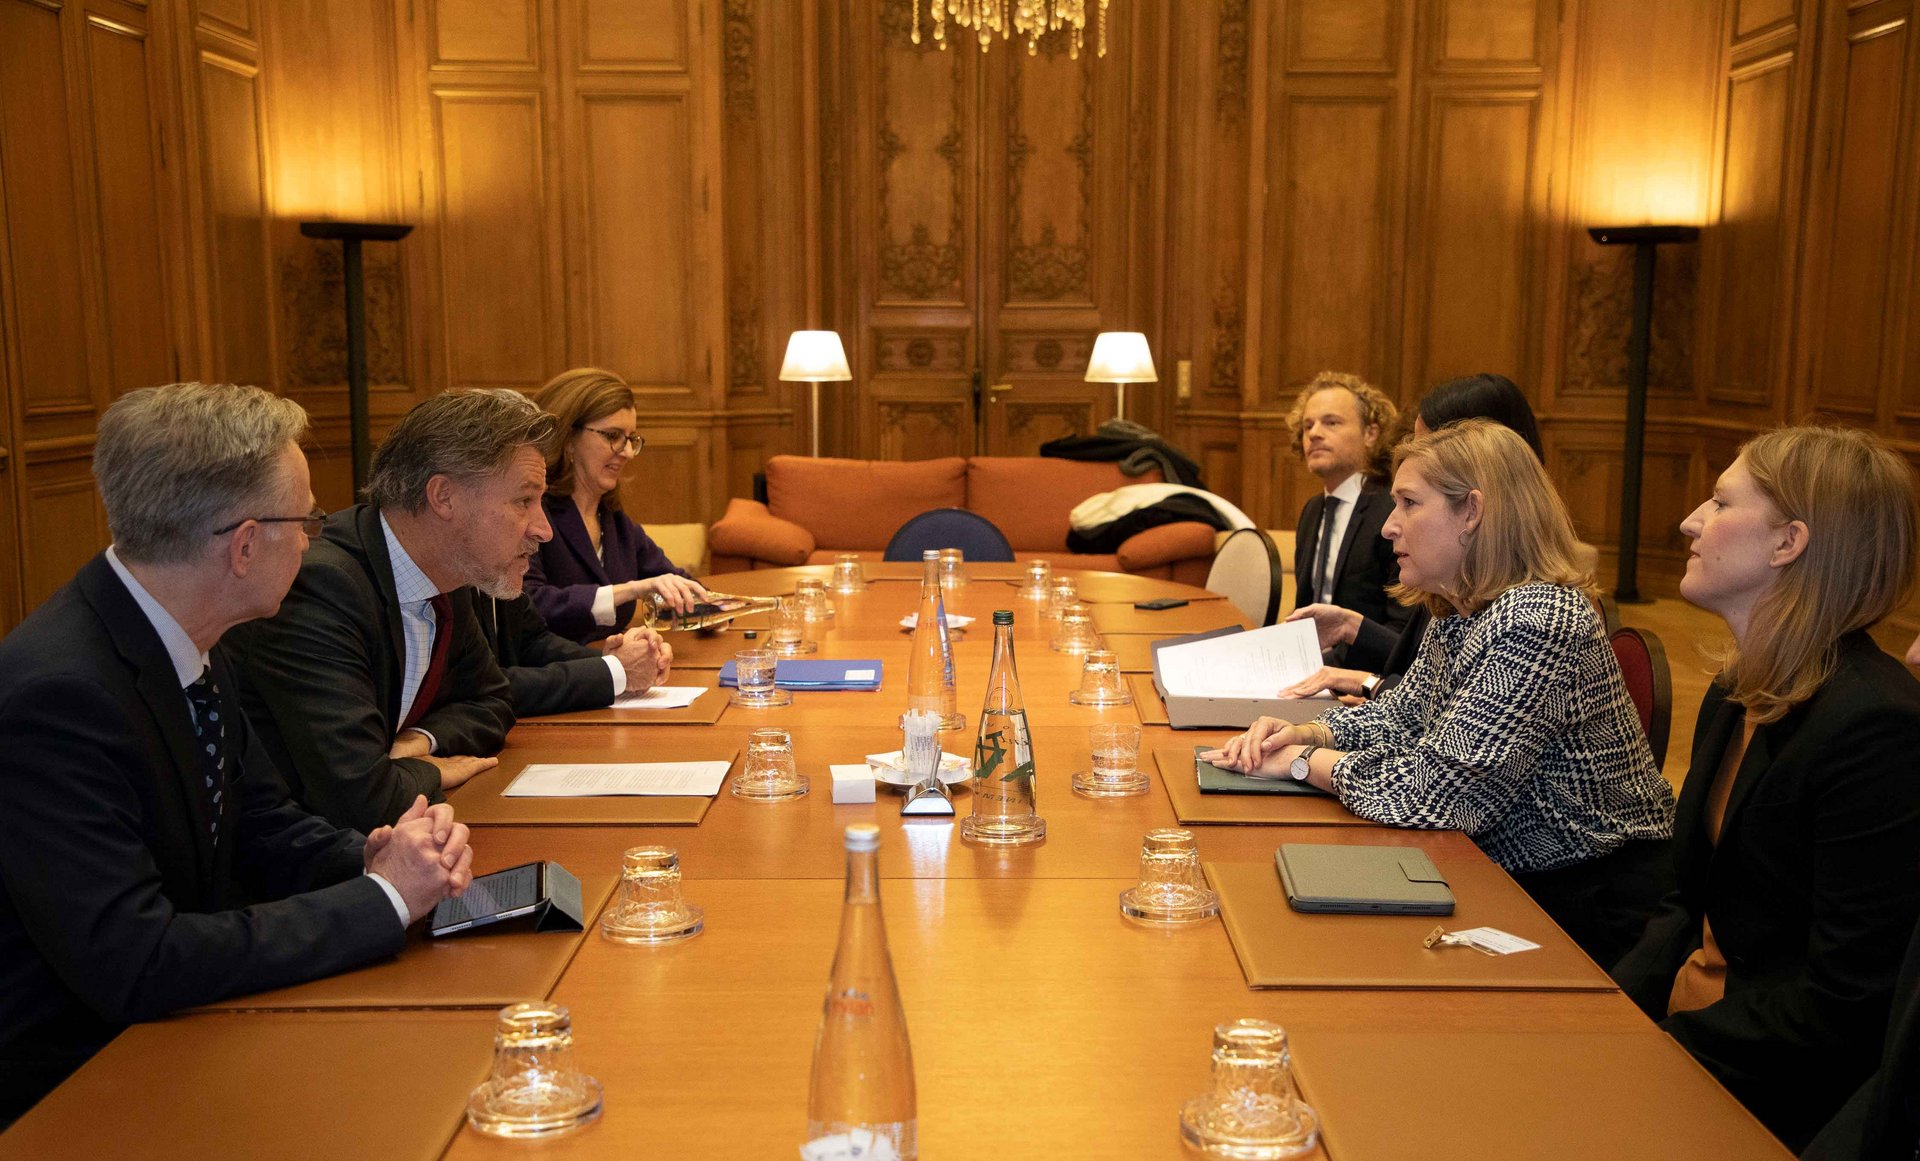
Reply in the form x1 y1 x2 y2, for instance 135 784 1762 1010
0 382 476 1126
228 388 659 833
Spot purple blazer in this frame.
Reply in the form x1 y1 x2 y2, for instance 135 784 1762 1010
525 493 691 642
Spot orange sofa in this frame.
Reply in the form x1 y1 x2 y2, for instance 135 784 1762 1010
707 455 1218 584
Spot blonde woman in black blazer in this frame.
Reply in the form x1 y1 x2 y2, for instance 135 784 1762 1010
1613 426 1920 1151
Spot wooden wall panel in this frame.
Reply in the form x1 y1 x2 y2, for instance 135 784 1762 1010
431 92 555 389
578 0 686 69
21 460 105 610
1435 0 1541 67
578 96 692 388
1289 0 1397 71
197 0 252 39
1803 10 1906 418
1701 55 1794 409
1267 96 1394 392
0 0 95 417
197 54 274 388
84 13 174 397
431 0 539 68
1408 93 1541 388
1736 0 1797 40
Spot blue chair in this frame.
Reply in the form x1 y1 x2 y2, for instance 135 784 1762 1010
883 508 1016 562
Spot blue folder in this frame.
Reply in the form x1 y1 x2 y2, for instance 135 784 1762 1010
717 659 883 691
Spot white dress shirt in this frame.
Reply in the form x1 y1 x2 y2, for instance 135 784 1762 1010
1315 472 1366 603
105 546 410 928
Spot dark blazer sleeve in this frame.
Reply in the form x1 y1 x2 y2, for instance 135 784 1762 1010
0 672 405 1025
228 555 452 832
1342 492 1415 636
523 538 606 645
1348 604 1429 684
412 591 515 757
491 597 616 718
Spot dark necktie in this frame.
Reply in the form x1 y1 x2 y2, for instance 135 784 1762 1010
184 669 228 848
1314 498 1340 604
402 593 453 732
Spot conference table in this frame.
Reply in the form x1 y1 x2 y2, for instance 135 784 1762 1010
0 565 1791 1161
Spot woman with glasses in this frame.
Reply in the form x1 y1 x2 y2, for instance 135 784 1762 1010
524 367 708 643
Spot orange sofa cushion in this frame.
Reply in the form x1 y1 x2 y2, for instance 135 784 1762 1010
766 455 967 550
963 457 1163 551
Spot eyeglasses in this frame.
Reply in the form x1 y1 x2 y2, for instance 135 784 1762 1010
582 425 645 454
211 506 327 537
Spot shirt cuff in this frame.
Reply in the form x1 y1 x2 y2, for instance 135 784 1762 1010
365 871 412 928
603 654 627 697
411 728 440 756
591 585 618 627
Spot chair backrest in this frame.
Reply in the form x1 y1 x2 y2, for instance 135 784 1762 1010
1608 625 1672 770
1596 593 1623 635
1204 527 1284 627
883 508 1017 562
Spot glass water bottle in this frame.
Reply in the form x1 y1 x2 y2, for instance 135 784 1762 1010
641 590 782 632
961 610 1046 847
803 824 917 1160
904 549 963 731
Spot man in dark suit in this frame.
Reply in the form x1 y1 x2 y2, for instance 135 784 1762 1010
1286 372 1412 659
478 592 674 718
226 390 556 834
0 383 474 1126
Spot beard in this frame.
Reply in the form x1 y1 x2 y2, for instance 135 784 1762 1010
471 539 537 600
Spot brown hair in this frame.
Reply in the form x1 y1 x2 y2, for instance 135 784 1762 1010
1388 418 1594 617
1716 425 1918 723
1284 371 1400 483
532 367 638 511
366 389 555 514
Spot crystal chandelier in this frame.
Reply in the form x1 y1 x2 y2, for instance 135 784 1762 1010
910 0 1111 59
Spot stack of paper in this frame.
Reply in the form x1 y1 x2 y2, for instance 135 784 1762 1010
1154 621 1323 698
503 761 732 797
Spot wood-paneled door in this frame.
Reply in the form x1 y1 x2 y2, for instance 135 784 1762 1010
832 0 1163 461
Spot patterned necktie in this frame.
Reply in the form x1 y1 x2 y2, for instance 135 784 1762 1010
184 669 227 848
1314 497 1340 604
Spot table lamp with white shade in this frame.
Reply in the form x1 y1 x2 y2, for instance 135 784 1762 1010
1084 331 1157 423
779 330 853 458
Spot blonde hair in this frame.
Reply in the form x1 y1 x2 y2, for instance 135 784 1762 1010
1717 426 1918 723
1389 418 1593 617
1285 371 1400 483
532 367 638 511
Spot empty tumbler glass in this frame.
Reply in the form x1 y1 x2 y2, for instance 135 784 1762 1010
1045 576 1079 620
937 548 967 589
1073 722 1148 798
465 1002 604 1139
1067 649 1131 707
831 553 868 593
1177 1019 1320 1159
733 726 809 801
601 845 704 944
770 598 816 657
795 577 835 622
1018 559 1052 601
1050 605 1101 654
1119 827 1220 925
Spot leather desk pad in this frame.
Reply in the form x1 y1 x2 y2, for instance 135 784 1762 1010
1131 674 1170 724
1156 748 1371 826
0 1011 499 1161
529 678 730 725
1290 1027 1792 1160
444 747 734 826
1206 859 1615 991
1092 601 1247 636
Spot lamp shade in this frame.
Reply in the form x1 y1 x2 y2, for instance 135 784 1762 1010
1084 331 1158 383
778 330 852 382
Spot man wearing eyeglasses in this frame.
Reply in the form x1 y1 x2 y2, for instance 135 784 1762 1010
0 382 476 1126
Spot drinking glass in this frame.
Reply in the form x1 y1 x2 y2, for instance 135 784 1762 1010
466 1002 604 1139
1073 722 1148 797
831 553 868 593
1050 605 1101 654
1045 577 1079 620
1119 828 1220 925
601 845 704 944
1017 559 1052 600
732 727 808 801
795 577 835 622
1067 649 1131 707
937 547 967 588
769 598 816 657
731 648 791 708
1177 1019 1320 1159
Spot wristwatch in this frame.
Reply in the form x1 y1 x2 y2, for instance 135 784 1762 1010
1289 745 1319 782
1360 673 1385 699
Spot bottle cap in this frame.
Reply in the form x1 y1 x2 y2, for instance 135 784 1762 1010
742 630 758 640
844 823 881 852
922 549 940 561
993 610 1013 625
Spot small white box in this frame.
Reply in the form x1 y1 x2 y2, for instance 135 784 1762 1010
829 763 877 804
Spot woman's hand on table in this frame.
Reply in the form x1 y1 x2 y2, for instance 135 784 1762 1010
1200 717 1309 777
620 574 710 614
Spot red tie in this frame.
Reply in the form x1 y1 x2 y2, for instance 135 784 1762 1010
402 593 453 732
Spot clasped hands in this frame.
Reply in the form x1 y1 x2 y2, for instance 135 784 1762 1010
1200 718 1337 787
363 794 475 925
604 625 673 692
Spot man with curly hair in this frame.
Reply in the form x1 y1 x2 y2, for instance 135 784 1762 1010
1285 371 1413 657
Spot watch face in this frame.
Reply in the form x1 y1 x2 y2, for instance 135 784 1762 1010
1289 755 1310 781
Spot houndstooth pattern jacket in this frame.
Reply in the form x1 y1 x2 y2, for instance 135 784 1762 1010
1322 582 1675 874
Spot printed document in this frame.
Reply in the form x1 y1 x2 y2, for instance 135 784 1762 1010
1154 621 1323 698
610 685 706 710
504 761 732 797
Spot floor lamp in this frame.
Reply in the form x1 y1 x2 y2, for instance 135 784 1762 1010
779 330 852 457
1587 224 1699 603
298 220 414 490
1086 331 1157 423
